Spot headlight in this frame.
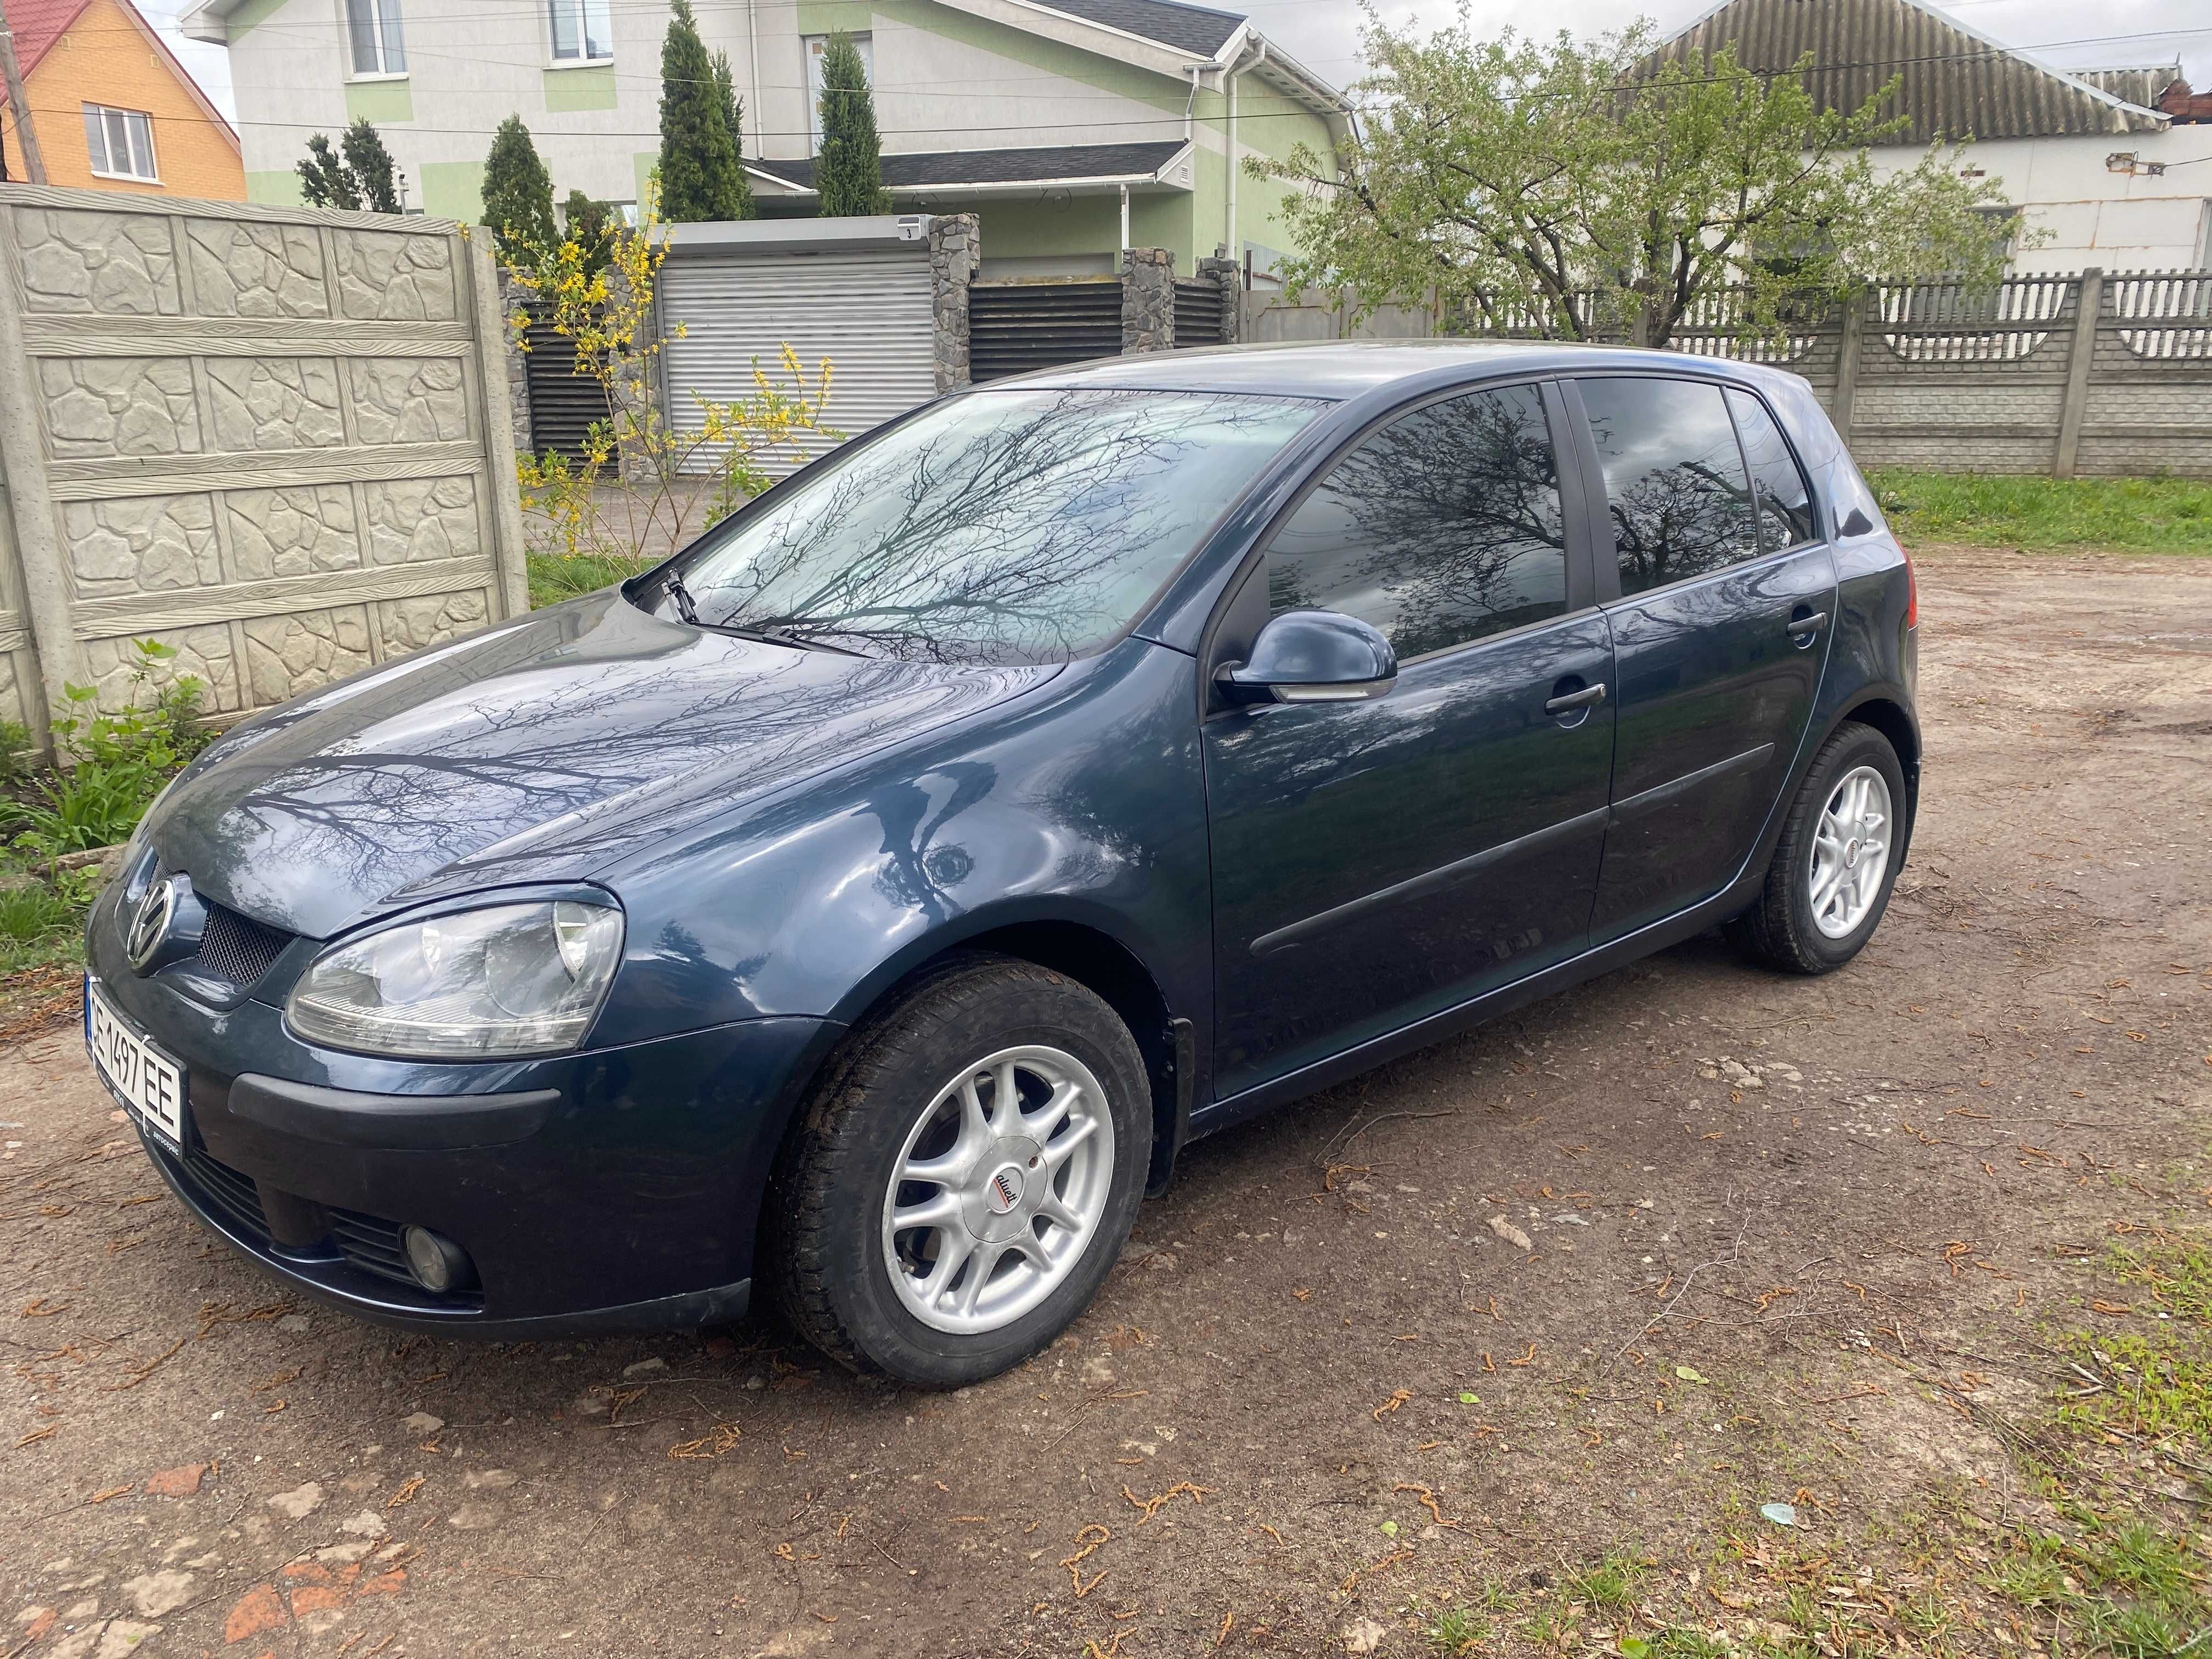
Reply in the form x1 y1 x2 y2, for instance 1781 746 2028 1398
285 900 624 1059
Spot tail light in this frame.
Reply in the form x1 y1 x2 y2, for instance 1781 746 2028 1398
1903 551 1917 630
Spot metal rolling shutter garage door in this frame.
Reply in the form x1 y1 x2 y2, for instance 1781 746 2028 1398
658 248 937 478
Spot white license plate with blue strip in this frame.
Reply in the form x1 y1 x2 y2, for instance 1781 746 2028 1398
87 979 185 1152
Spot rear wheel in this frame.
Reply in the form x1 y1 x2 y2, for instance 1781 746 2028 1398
769 955 1148 1386
1729 722 1907 975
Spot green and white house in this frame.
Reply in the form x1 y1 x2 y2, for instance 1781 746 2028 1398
181 0 1349 279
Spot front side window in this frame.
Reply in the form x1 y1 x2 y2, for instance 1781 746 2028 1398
346 0 405 75
663 388 1324 664
549 0 611 61
1579 377 1758 597
83 105 157 180
1725 387 1818 551
1265 383 1569 660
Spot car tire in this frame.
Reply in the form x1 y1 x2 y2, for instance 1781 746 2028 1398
769 953 1150 1387
1729 721 1909 975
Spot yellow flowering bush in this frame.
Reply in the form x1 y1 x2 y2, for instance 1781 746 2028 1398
509 187 834 589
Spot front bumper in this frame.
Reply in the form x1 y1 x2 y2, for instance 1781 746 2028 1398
87 890 840 1336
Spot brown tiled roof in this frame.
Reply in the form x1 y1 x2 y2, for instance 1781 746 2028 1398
1640 0 2168 143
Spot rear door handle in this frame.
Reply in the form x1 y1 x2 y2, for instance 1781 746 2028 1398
1544 683 1607 715
1786 611 1829 637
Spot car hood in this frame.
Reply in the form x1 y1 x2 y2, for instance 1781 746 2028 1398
151 591 1051 940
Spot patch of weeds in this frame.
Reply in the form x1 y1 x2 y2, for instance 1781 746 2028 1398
1642 1629 1730 1658
526 550 653 608
1518 1600 1574 1650
1897 1589 1958 1644
1422 1603 1487 1654
1469 1578 1520 1615
1782 1582 1821 1634
1985 1531 2073 1612
1564 1547 1647 1614
1867 469 2212 555
2059 1234 2212 1451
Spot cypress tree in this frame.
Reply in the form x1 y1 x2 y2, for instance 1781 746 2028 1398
339 117 402 213
814 30 888 217
296 133 360 210
711 48 756 219
482 115 557 264
657 0 746 222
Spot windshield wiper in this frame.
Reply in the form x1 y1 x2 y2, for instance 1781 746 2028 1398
664 577 859 656
663 571 701 626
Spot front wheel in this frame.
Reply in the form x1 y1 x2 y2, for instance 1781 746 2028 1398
1729 721 1908 974
769 955 1149 1386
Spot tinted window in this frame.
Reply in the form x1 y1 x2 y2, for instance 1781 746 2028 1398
1265 384 1568 659
1726 387 1818 551
1580 378 1758 596
667 388 1323 664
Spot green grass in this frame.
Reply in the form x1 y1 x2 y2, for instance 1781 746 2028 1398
1422 1604 1488 1653
527 551 653 608
1867 469 2212 555
1564 1547 1649 1614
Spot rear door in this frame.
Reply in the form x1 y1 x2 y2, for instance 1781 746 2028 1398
1203 381 1615 1100
1566 375 1838 940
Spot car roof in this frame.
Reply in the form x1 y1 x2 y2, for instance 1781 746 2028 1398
993 338 1799 399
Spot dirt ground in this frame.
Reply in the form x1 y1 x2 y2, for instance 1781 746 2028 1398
3 545 2207 1659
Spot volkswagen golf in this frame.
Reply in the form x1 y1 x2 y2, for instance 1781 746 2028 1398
85 341 1918 1386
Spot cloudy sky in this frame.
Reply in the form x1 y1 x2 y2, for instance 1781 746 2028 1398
145 0 2209 126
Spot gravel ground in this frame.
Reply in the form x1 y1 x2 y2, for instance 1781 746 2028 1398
2 544 2207 1658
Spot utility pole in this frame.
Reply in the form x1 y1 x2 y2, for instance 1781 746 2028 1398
0 0 47 184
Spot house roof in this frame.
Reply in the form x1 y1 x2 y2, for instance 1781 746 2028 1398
1020 0 1245 57
2071 64 2184 109
8 0 239 145
6 0 95 75
747 140 1191 193
1641 0 2169 142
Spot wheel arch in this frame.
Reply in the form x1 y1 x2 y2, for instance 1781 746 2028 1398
1830 691 1921 832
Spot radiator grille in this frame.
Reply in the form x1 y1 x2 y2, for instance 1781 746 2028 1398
195 902 292 988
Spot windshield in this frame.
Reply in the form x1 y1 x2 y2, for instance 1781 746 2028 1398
654 387 1326 664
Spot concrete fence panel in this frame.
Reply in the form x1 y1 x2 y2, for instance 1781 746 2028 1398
1239 271 2212 479
0 184 529 748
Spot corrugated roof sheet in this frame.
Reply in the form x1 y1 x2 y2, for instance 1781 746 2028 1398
749 140 1188 192
1640 0 2168 142
1025 0 1244 57
2073 64 2182 109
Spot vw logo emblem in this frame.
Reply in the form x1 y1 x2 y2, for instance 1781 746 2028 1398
986 1165 1024 1215
127 875 183 972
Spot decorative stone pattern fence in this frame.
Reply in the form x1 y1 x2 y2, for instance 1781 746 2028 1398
1243 269 2212 479
0 185 529 749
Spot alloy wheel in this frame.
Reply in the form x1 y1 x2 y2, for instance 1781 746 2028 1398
1808 764 1892 939
879 1045 1116 1336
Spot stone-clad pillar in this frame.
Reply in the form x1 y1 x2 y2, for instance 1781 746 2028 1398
1197 253 1240 344
495 268 535 460
929 213 979 392
1121 247 1175 353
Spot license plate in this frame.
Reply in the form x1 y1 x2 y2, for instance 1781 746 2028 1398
87 980 185 1151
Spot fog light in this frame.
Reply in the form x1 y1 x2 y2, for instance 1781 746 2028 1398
400 1225 472 1293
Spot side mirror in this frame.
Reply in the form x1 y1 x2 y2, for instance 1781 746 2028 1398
1217 610 1398 706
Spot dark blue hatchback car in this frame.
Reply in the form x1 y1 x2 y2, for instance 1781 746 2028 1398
86 341 1917 1385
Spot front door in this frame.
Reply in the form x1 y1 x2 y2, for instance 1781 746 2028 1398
1566 376 1839 940
1203 381 1616 1101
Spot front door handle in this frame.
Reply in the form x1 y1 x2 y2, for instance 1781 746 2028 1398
1544 683 1607 715
1786 610 1829 638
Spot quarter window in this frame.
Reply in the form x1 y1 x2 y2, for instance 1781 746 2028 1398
1579 377 1758 597
549 0 611 61
1265 383 1570 660
82 105 157 181
346 0 406 75
1725 387 1818 551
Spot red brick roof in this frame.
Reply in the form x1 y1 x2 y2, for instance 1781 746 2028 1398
2159 80 2212 123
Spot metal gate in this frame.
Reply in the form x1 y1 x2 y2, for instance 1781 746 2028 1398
969 280 1123 382
1173 278 1229 347
522 322 613 464
659 236 936 476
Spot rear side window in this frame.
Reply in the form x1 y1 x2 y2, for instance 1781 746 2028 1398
1266 383 1568 659
1726 387 1818 550
1579 377 1758 597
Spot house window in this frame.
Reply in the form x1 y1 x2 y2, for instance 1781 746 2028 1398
804 32 872 154
549 0 611 62
346 0 405 76
82 105 157 181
